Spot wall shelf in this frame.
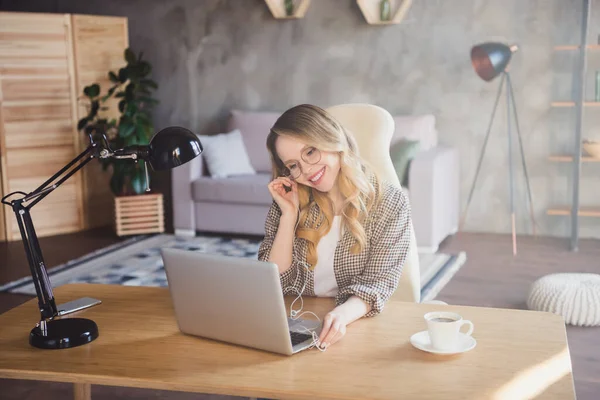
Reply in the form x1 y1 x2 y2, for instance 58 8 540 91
264 0 311 19
549 0 593 250
356 0 413 25
550 101 600 107
549 155 600 162
547 207 600 217
554 44 600 51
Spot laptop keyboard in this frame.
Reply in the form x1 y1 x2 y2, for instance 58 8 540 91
290 331 313 346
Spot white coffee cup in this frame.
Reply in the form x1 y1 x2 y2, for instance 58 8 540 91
424 311 474 351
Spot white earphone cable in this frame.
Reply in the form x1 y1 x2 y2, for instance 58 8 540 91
282 261 326 351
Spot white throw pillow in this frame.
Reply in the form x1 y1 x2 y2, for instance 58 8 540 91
198 129 256 178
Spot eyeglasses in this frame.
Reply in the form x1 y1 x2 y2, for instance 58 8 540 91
282 146 321 179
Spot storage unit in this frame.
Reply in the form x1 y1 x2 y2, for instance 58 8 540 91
115 193 165 236
547 0 596 250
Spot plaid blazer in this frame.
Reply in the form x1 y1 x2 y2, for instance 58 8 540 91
258 179 412 317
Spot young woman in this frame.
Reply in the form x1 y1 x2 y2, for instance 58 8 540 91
258 104 412 349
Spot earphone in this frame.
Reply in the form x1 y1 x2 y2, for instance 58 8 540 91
278 204 328 351
282 262 327 352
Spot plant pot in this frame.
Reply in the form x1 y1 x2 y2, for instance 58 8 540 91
114 193 165 236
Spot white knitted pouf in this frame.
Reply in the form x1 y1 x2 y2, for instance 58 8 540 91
527 273 600 327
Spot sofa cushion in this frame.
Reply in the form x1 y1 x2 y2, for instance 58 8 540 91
227 110 280 173
197 129 256 178
390 139 421 187
192 173 273 206
392 114 438 152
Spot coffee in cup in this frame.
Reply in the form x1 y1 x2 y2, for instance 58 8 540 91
430 317 456 323
424 311 474 351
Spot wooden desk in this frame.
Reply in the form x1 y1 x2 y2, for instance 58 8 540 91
0 284 575 399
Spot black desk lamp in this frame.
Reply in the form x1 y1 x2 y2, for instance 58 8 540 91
1 126 202 349
460 42 536 256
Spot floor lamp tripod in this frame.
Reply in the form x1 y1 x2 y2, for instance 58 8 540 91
460 42 536 256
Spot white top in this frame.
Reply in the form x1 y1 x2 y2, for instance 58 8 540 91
313 216 342 297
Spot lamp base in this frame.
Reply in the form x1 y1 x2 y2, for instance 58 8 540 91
30 318 99 349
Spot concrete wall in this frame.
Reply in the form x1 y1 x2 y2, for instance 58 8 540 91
1 0 598 239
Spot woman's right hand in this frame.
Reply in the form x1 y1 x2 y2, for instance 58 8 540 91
268 177 299 218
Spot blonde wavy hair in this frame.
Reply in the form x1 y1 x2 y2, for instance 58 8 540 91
266 104 382 269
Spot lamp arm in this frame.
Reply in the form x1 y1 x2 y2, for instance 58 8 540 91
0 137 107 321
25 144 98 210
0 125 200 349
97 145 152 192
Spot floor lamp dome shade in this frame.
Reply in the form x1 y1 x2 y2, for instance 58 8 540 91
471 43 519 82
147 126 203 171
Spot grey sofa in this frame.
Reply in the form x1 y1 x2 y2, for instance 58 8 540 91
172 109 459 253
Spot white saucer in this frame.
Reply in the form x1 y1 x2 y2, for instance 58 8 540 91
410 331 476 355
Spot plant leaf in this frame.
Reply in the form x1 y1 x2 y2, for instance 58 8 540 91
136 124 150 143
108 71 119 83
118 99 126 113
126 103 138 116
140 79 158 89
139 96 159 105
101 85 118 102
137 112 151 122
84 84 100 98
77 117 89 131
125 48 136 65
120 115 132 126
131 167 146 194
100 158 111 171
118 122 135 138
118 67 128 83
110 170 124 196
91 100 100 115
139 61 151 76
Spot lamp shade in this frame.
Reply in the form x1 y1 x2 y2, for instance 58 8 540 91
146 126 203 171
470 42 518 82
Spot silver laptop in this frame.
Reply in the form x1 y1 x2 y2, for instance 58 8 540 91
161 248 322 356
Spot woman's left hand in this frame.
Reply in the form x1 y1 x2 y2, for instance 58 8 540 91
318 311 347 349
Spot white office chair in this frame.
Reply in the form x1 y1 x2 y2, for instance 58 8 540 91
326 103 421 303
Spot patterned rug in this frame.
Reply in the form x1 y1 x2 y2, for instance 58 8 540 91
0 234 466 302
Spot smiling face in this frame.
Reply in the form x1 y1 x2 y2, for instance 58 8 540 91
275 135 341 193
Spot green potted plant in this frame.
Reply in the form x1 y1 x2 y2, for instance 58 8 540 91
78 48 159 196
78 48 164 236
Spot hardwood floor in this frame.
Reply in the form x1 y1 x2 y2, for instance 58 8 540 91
0 226 124 287
1 230 599 399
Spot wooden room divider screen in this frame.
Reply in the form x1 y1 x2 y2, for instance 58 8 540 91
0 12 128 241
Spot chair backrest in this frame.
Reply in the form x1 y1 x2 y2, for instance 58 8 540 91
326 103 421 303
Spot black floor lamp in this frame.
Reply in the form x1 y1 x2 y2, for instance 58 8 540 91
1 126 203 349
460 42 536 256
